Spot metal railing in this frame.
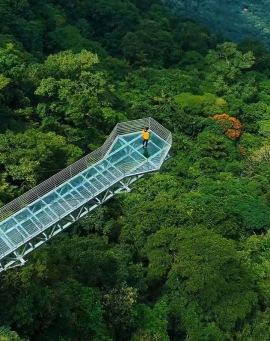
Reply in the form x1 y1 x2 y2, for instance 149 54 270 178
0 117 172 261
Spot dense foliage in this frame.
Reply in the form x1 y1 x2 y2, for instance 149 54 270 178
1 0 270 340
166 0 270 48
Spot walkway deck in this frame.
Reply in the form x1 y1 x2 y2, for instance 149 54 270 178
0 117 171 271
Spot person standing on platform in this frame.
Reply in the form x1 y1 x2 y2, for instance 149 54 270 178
142 127 150 148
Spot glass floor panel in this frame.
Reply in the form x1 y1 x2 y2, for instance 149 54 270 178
43 192 59 206
96 173 110 186
107 149 128 165
56 183 73 196
28 200 47 214
0 218 17 233
50 201 69 217
106 138 126 156
102 169 117 182
63 191 81 208
76 185 92 198
13 209 32 224
106 166 123 178
120 133 141 143
6 228 25 246
36 208 57 226
21 218 40 236
0 237 11 255
114 156 140 175
130 150 146 162
91 178 103 191
143 141 161 155
83 182 98 195
95 160 110 173
0 128 170 259
124 138 144 151
150 133 167 149
135 159 157 172
69 175 85 189
57 199 72 212
83 168 98 180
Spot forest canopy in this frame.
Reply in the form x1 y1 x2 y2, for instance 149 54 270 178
166 0 270 48
1 0 270 341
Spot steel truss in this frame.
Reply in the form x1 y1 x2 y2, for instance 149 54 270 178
0 173 144 272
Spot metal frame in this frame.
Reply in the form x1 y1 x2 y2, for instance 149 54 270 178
0 174 145 271
0 117 172 272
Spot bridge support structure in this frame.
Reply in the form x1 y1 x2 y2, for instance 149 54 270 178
0 117 172 272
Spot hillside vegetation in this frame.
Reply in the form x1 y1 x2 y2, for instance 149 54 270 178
1 0 270 341
166 0 270 48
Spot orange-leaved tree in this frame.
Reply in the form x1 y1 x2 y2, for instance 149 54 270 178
212 113 242 141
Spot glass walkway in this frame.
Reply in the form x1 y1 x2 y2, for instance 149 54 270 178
0 117 171 272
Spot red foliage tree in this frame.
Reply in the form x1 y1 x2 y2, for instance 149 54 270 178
212 113 242 141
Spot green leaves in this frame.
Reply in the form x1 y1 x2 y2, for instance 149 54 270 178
32 50 122 149
0 74 10 90
0 1 270 341
0 327 26 341
36 50 99 80
132 300 170 341
145 227 258 332
0 235 133 340
202 42 255 95
0 129 82 187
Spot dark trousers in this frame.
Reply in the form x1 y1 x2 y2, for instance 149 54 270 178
143 139 149 147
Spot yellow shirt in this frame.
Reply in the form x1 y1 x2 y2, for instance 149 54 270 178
142 130 150 140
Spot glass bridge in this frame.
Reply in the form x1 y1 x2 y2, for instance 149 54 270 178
0 117 172 272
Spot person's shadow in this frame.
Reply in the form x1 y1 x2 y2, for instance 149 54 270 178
143 148 150 159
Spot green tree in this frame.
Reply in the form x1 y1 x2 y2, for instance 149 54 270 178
144 227 258 339
0 327 26 341
0 129 82 188
202 42 255 95
32 50 123 149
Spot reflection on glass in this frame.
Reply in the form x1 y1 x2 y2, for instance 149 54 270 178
143 148 150 158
